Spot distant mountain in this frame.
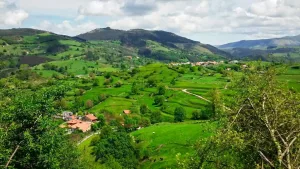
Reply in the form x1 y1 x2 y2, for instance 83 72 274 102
219 35 300 49
0 28 232 63
76 27 197 45
76 27 232 60
218 35 300 62
0 28 46 36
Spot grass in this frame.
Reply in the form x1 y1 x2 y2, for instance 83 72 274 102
37 59 119 75
132 121 217 169
90 97 135 114
35 70 63 77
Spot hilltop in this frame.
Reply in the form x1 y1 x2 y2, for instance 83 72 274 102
76 27 232 61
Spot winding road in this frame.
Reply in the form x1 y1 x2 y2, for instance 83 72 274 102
180 88 231 111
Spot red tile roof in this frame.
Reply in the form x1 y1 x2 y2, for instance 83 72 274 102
85 114 98 121
123 110 131 115
67 119 82 125
75 122 92 132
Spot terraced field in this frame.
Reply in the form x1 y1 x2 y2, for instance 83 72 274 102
132 122 218 169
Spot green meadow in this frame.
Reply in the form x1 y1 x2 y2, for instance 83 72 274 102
132 122 217 169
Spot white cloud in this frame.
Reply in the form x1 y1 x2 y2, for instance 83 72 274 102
0 0 5 8
0 0 29 26
96 0 300 42
1 0 299 44
33 20 99 36
78 0 123 16
75 15 85 21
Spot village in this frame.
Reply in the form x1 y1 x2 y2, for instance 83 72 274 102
169 60 240 67
59 110 132 133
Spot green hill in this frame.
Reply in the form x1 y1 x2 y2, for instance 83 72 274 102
76 27 232 61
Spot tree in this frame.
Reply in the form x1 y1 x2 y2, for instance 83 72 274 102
55 98 68 109
139 117 151 127
150 110 162 124
191 110 209 120
93 131 138 168
171 78 176 85
100 126 113 139
230 68 300 169
97 114 105 127
0 87 80 169
140 104 149 115
98 94 108 102
174 107 185 122
115 81 123 88
131 82 139 95
147 77 157 87
210 88 224 118
157 85 166 95
154 96 165 106
85 99 94 109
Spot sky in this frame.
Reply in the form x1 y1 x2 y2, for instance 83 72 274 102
0 0 300 45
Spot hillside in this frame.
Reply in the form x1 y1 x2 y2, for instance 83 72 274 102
76 27 232 61
218 35 300 62
219 35 300 49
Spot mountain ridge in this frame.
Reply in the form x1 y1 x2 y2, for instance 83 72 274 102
219 34 300 49
76 27 232 60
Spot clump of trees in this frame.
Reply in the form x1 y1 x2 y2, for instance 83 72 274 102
93 127 139 168
0 85 81 169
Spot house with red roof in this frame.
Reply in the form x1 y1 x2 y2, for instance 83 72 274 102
84 114 98 122
123 110 131 115
67 119 92 133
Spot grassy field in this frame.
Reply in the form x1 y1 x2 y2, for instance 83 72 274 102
132 121 217 169
277 65 300 92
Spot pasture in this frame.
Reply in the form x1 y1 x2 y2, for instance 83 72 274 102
132 122 217 169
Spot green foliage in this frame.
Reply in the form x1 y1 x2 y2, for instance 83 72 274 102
157 85 166 95
191 109 210 120
154 95 165 106
150 110 162 124
0 86 80 169
140 104 150 115
131 82 140 95
85 99 94 109
174 107 186 122
93 131 139 168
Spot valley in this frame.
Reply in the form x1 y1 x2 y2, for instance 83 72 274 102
0 28 299 169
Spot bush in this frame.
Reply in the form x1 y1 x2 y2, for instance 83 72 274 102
85 100 94 109
157 85 166 95
150 111 162 124
174 107 186 122
115 81 123 88
154 96 165 106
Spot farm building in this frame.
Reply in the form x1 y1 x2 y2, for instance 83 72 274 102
84 114 98 122
123 110 131 115
67 119 92 133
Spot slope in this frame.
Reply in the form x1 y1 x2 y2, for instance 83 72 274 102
76 27 232 61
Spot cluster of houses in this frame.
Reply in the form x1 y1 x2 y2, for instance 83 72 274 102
169 61 222 67
169 60 241 67
60 110 132 133
61 111 98 133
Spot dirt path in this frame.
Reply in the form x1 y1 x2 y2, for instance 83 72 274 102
181 88 231 111
182 89 211 103
77 131 100 146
